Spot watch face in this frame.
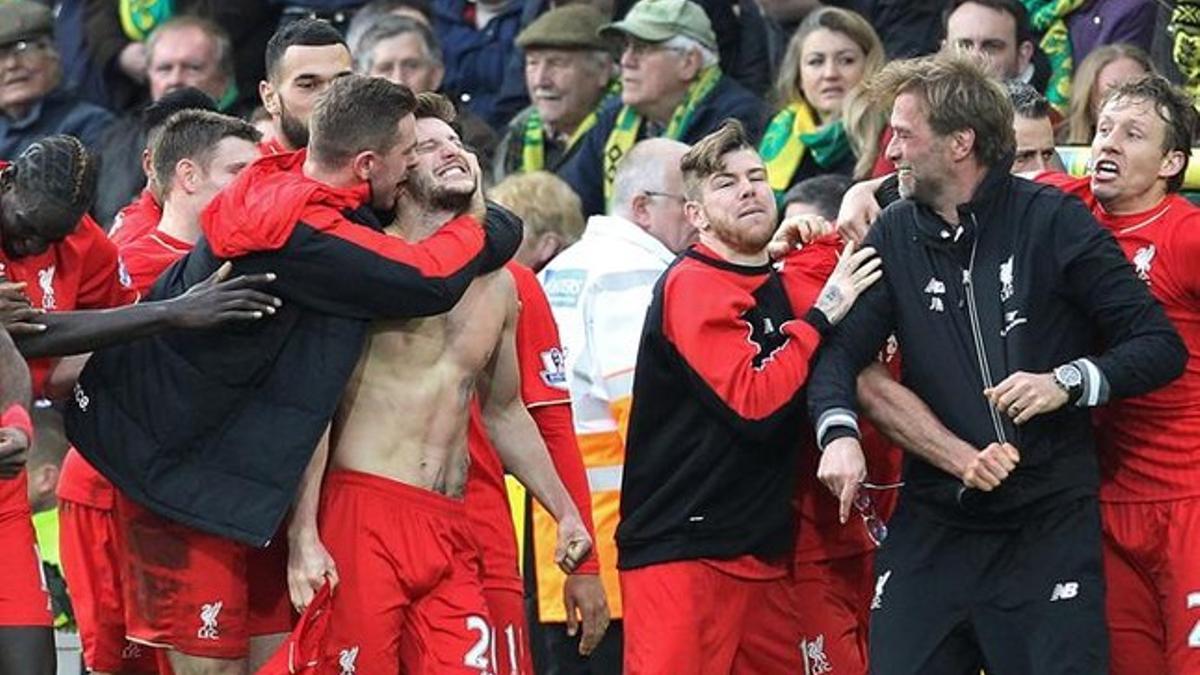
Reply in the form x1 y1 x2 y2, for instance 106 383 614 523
1057 365 1083 388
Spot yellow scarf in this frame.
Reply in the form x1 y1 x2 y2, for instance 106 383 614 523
602 66 722 203
759 101 819 194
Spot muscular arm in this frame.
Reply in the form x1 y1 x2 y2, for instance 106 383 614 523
0 326 33 478
287 428 338 610
857 362 974 478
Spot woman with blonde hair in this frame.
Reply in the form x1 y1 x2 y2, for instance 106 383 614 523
1064 44 1154 144
759 7 885 198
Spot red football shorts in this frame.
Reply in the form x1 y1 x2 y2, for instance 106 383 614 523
1103 498 1200 675
484 587 534 675
59 500 159 672
620 559 781 675
735 552 874 675
115 491 292 659
318 470 494 674
0 473 51 627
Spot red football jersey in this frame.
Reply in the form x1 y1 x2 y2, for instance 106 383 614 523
465 263 580 591
0 204 139 514
57 229 192 510
1039 172 1200 502
108 189 163 249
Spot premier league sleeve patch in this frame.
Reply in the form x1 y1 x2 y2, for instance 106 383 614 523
539 348 569 390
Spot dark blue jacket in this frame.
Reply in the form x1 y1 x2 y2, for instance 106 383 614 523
433 0 524 129
556 74 766 217
0 88 113 160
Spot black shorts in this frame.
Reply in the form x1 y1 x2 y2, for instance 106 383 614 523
868 497 1108 675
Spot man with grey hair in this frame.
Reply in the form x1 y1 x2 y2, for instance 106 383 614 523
557 0 765 218
95 17 239 228
0 0 113 159
537 137 691 674
493 4 617 182
351 14 498 171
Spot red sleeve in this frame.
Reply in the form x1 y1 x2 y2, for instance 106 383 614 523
510 263 572 407
1034 171 1094 202
74 216 139 308
662 262 823 423
777 235 840 313
528 403 599 574
118 237 188 296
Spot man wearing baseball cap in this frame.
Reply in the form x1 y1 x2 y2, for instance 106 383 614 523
556 0 765 218
494 4 618 182
0 0 113 159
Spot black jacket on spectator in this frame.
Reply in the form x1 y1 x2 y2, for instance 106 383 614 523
809 162 1186 528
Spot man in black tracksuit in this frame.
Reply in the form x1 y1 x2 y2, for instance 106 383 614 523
807 53 1186 674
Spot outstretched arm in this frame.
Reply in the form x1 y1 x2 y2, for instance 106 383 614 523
478 285 591 573
0 326 32 478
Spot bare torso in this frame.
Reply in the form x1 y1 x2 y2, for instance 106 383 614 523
330 266 515 498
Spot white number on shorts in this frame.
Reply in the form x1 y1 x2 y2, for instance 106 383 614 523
1188 592 1200 648
464 615 492 672
505 624 518 673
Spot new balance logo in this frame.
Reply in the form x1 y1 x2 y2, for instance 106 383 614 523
339 646 359 674
871 570 892 610
1050 582 1079 602
197 601 222 640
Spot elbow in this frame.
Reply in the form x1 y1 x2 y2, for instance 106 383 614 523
854 363 892 421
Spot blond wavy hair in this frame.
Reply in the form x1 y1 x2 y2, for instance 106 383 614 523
1063 44 1154 144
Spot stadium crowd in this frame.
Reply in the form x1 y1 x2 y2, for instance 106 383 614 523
0 0 1198 673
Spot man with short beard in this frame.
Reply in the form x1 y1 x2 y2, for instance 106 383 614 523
286 92 592 673
615 120 881 672
258 19 352 154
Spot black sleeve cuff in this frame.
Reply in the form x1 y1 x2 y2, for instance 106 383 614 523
875 174 901 209
803 307 832 337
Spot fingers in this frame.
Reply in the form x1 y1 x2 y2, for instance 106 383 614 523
216 272 277 289
579 604 608 655
854 270 884 293
849 256 883 287
4 321 47 335
211 261 233 283
1001 442 1021 463
564 594 580 637
838 479 858 525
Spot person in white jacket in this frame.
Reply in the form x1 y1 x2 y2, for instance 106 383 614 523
533 137 692 674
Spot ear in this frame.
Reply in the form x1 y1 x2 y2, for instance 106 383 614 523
630 192 652 228
259 80 279 116
1160 149 1187 184
951 128 976 161
430 63 445 92
532 232 565 269
684 199 707 231
350 151 376 182
177 158 201 195
679 49 702 82
141 148 153 181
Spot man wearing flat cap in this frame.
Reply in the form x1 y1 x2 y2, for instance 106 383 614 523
556 0 765 217
0 0 113 159
493 4 617 182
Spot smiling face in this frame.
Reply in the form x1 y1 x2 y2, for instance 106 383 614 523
886 91 955 205
405 116 477 213
1091 95 1182 214
525 48 611 135
799 28 867 120
690 148 777 255
0 36 59 117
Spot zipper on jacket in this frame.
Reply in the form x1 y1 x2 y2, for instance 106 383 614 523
962 214 1009 445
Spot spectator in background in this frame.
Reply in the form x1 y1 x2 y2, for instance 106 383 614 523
942 0 1042 88
781 172 853 222
1064 43 1153 144
346 0 433 54
258 18 353 154
490 170 586 271
271 0 364 34
494 5 617 182
433 0 524 129
558 0 766 217
94 18 236 229
1065 1 1156 80
352 14 499 174
0 1 113 159
760 7 883 200
82 0 278 114
1008 80 1065 174
538 138 692 675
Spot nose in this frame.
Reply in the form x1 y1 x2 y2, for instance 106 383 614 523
620 47 637 69
886 134 901 162
530 62 551 87
821 59 839 79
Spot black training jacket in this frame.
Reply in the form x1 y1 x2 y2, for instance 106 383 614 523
809 161 1186 527
66 151 521 546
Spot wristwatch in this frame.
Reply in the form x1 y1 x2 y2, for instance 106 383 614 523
1053 363 1084 406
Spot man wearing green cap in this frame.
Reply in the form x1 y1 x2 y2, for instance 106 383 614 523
556 0 765 218
493 4 618 183
0 0 114 159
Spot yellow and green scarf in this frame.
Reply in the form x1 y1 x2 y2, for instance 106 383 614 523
602 66 722 203
1169 2 1200 102
520 82 619 173
120 0 174 41
1021 0 1087 110
759 100 853 198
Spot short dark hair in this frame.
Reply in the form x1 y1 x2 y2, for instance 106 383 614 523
1101 75 1199 193
1 135 97 240
152 110 261 196
309 75 417 168
942 0 1034 44
265 18 346 82
1006 80 1050 120
680 120 754 200
782 174 853 221
141 86 219 156
413 91 457 124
